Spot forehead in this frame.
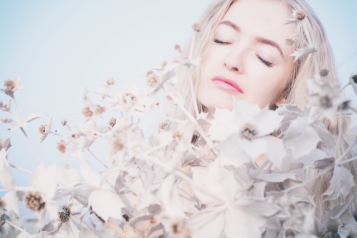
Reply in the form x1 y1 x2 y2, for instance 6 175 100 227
222 0 294 43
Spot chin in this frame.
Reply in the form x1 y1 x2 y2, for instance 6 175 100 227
198 89 234 112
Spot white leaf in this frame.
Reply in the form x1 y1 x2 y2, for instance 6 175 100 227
0 149 16 188
2 191 19 216
263 136 286 170
32 163 57 199
284 117 321 159
88 189 125 222
217 134 251 168
290 46 316 62
56 166 81 188
322 166 354 201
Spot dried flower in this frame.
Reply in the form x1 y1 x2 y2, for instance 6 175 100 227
147 74 160 88
294 10 305 21
0 101 3 107
56 140 66 157
106 78 115 86
240 123 258 141
166 96 173 101
24 192 46 211
162 61 168 69
95 105 105 115
58 206 71 222
192 22 201 32
112 137 123 152
159 123 167 130
0 78 24 97
109 117 116 127
82 106 94 118
145 69 154 76
4 80 15 90
61 120 68 126
0 198 5 208
1 118 12 123
319 69 329 78
173 131 182 141
174 44 181 51
285 38 296 46
39 125 46 135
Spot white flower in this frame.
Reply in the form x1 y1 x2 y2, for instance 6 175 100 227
7 113 42 131
0 78 24 97
38 116 52 143
308 79 348 120
209 99 285 168
278 104 335 159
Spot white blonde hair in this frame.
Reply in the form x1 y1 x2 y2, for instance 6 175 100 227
164 0 357 219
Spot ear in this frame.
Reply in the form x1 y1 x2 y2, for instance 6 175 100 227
275 98 286 106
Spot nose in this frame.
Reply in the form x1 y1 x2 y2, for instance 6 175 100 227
223 44 244 73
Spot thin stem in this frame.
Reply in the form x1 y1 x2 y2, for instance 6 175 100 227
142 153 224 203
20 127 43 163
337 157 357 166
50 131 70 139
340 81 351 91
285 165 334 193
104 220 127 237
9 163 33 174
336 138 357 163
162 86 197 125
335 109 343 155
0 188 12 193
188 68 199 118
133 118 140 131
6 220 31 235
53 184 90 200
252 160 271 179
100 167 121 185
87 148 110 170
189 32 196 60
333 190 357 219
196 126 217 156
135 108 184 124
70 215 104 238
12 97 20 119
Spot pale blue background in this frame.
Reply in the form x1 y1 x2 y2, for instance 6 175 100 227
0 0 356 219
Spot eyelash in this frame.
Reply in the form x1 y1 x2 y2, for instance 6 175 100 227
213 39 274 68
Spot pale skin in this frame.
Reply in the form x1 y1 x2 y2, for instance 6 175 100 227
197 0 296 166
198 0 296 115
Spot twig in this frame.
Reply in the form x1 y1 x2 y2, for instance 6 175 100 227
337 157 357 166
9 163 33 174
340 81 351 91
70 215 104 238
252 160 271 180
162 86 197 125
6 220 31 236
135 108 184 124
104 220 127 237
20 127 43 163
333 190 357 219
87 148 110 170
335 109 343 155
285 165 334 193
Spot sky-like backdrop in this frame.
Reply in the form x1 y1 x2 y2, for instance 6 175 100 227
0 0 357 219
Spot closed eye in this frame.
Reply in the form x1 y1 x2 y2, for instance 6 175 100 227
257 55 273 68
213 39 231 45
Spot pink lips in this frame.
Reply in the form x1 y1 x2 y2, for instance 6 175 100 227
211 76 244 93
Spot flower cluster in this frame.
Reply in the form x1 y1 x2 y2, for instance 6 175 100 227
1 14 357 238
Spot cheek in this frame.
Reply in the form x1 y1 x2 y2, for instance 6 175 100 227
241 66 289 107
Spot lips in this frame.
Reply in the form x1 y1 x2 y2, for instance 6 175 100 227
211 76 243 93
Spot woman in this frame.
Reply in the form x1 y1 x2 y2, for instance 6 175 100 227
164 0 357 220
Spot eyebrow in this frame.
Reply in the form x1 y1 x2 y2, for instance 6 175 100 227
219 20 285 59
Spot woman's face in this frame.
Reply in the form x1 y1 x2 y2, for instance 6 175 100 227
198 0 295 113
